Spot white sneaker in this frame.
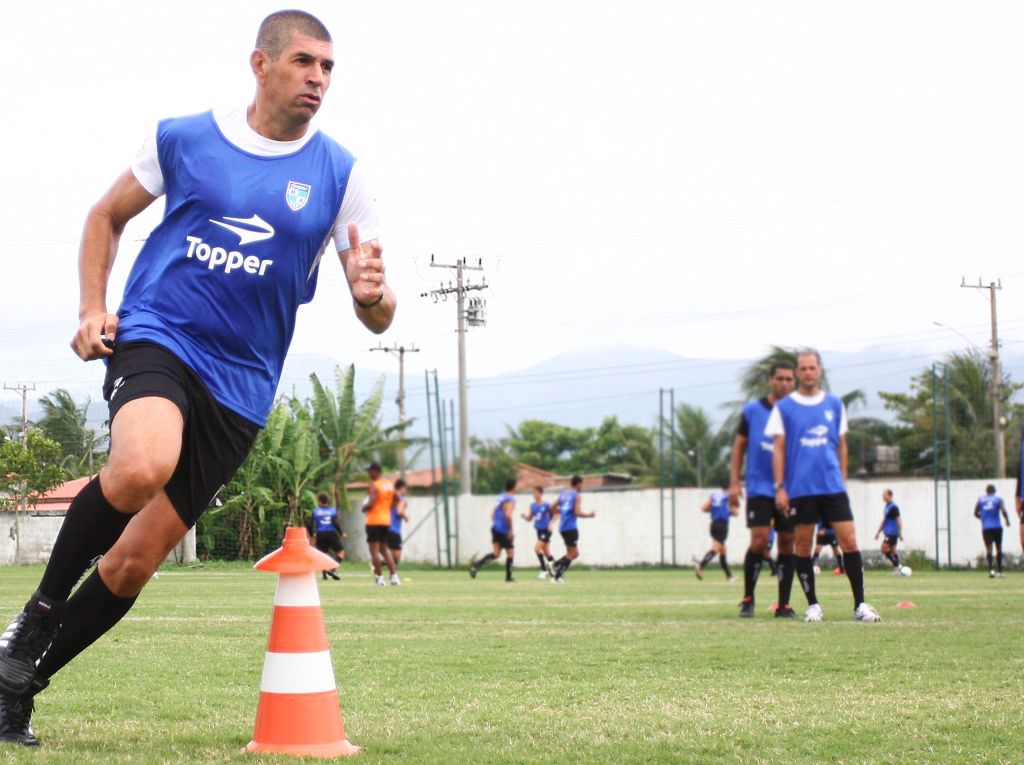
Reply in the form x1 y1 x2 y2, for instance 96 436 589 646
551 577 565 585
989 570 996 578
813 565 821 575
390 575 401 586
538 571 548 579
854 602 882 622
891 567 902 576
375 576 385 586
804 603 824 622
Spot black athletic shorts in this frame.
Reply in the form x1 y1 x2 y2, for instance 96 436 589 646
366 524 390 544
491 530 514 549
103 341 259 529
315 531 343 554
982 528 1004 546
535 528 552 543
710 520 729 543
816 529 838 548
884 534 899 548
560 529 580 548
746 495 794 533
792 492 854 527
387 532 402 551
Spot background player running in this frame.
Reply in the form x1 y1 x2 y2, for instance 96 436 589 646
730 361 797 617
307 492 345 581
695 480 739 582
470 479 517 583
874 489 903 575
812 520 844 575
767 350 881 623
974 484 1010 578
550 476 595 583
387 478 409 570
521 486 555 578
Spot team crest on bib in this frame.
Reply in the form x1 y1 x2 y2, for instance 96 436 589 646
285 181 312 211
825 410 834 422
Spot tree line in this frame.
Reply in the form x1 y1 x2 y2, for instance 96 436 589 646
2 348 1020 559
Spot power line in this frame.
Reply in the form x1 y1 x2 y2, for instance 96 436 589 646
961 276 1005 477
369 342 420 477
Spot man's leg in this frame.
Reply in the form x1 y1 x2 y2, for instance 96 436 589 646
833 521 865 608
743 526 769 601
775 529 797 615
553 547 578 579
794 524 818 606
504 549 515 582
0 398 182 696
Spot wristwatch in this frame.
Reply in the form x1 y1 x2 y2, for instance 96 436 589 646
774 482 784 491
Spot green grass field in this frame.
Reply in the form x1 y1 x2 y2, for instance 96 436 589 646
0 562 1021 764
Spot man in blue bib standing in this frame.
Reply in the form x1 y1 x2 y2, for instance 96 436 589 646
0 10 393 747
766 350 881 624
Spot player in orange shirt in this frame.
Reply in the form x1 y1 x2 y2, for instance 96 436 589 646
363 462 399 586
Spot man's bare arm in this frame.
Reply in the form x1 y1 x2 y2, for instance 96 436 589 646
72 170 157 361
340 223 395 334
838 434 848 481
729 434 747 503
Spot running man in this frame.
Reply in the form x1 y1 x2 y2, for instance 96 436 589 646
469 479 517 582
729 361 797 617
550 476 595 583
812 520 844 575
308 492 345 581
874 489 903 575
695 480 739 582
387 479 409 568
767 350 881 623
974 484 1010 578
0 10 393 748
364 462 400 586
521 486 555 578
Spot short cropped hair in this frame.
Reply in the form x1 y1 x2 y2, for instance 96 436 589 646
796 348 823 367
986 484 996 494
395 478 407 490
256 10 331 59
571 475 583 488
769 361 794 378
317 492 330 505
504 479 517 492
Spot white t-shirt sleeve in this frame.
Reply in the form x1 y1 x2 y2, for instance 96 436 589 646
764 406 785 438
839 403 849 436
130 131 165 197
332 161 380 249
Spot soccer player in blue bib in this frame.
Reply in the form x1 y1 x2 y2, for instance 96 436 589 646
874 489 903 574
521 486 555 578
0 11 394 747
812 520 844 576
387 479 410 570
307 492 346 581
766 351 881 623
974 484 1010 578
550 476 596 583
729 361 797 617
695 481 740 582
470 479 517 583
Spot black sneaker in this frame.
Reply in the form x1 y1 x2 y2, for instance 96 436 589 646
774 605 798 619
469 555 478 579
738 597 755 618
0 594 62 696
0 677 46 748
328 571 341 581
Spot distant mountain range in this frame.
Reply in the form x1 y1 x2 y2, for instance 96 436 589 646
1 344 1002 447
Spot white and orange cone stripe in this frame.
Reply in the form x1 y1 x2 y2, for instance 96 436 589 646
247 528 358 758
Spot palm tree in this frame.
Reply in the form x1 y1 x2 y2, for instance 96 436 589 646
264 400 332 528
36 388 105 476
665 404 732 487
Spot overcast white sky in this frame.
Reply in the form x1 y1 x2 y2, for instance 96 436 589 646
2 1 1024 410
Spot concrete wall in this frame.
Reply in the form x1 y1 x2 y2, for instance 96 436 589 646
2 478 1018 568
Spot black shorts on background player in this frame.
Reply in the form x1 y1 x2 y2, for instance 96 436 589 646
982 528 1004 546
792 493 854 527
103 342 258 529
536 529 552 543
315 531 343 554
366 525 390 544
745 495 794 533
710 520 729 543
387 532 402 551
491 530 514 549
560 529 580 548
884 534 899 548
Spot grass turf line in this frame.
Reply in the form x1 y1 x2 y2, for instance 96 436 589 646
0 565 1020 764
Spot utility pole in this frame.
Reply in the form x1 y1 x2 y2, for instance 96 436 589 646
370 342 420 477
4 382 36 564
421 256 487 495
961 278 1005 477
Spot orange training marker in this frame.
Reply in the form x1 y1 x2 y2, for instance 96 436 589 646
246 527 359 757
896 601 917 608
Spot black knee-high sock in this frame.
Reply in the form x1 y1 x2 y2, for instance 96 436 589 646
996 546 1004 573
699 550 716 567
719 553 732 578
987 551 994 570
36 570 137 681
537 552 547 571
37 477 134 603
891 550 900 568
778 553 795 607
843 551 865 607
477 553 496 568
835 550 845 573
743 549 763 598
554 557 572 578
796 556 817 605
505 557 514 581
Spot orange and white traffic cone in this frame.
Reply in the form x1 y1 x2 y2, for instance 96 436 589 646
246 527 359 757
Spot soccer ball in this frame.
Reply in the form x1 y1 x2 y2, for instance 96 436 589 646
899 566 912 577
